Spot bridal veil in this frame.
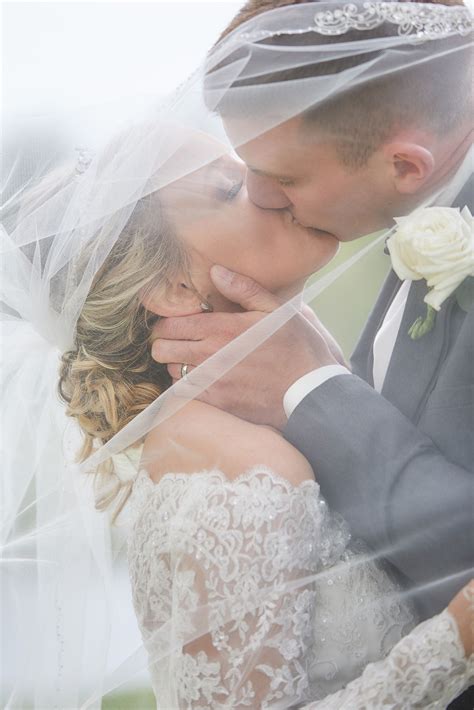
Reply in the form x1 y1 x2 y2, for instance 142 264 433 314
1 2 472 706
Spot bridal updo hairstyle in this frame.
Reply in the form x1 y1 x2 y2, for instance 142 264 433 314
58 184 188 516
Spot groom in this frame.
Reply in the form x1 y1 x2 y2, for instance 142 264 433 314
152 0 473 693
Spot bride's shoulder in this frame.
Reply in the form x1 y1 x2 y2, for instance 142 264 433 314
142 400 314 486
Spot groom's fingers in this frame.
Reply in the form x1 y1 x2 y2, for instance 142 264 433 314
167 363 194 380
211 265 281 313
152 313 209 341
152 339 204 367
151 269 281 369
152 311 239 342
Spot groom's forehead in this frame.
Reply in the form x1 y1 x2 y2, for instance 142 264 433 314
226 116 327 173
225 115 303 154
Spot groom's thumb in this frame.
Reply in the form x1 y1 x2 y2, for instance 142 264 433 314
211 265 280 313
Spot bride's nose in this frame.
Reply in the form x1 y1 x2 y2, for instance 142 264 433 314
246 171 292 210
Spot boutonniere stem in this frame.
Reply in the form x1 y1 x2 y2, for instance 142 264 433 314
408 305 437 340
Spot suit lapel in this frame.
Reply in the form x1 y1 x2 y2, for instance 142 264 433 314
353 174 472 407
381 279 456 422
380 174 472 418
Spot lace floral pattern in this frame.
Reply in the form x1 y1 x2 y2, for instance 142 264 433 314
127 466 447 708
128 467 350 707
237 2 473 43
306 541 416 699
305 609 473 709
312 2 473 40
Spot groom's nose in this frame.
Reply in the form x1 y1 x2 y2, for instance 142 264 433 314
246 171 292 210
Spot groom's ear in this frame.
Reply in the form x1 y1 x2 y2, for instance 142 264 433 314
384 141 435 195
140 280 203 318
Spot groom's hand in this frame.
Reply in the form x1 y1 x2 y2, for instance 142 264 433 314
151 265 344 429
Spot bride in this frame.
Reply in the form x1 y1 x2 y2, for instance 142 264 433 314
55 147 472 708
2 2 472 707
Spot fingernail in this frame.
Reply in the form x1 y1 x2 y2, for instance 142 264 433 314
211 264 235 284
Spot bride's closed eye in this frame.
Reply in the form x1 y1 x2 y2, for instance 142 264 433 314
225 180 243 201
216 179 243 202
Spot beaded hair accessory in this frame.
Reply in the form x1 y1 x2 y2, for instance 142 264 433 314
75 147 94 176
238 2 473 43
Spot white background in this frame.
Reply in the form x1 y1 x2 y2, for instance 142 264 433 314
3 1 243 116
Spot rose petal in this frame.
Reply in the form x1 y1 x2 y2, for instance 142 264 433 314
386 237 421 281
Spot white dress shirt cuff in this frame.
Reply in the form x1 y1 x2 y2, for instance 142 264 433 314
283 365 352 419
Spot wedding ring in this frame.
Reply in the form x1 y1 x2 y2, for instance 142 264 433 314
180 363 189 379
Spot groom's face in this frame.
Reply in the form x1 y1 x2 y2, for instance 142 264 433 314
229 116 401 243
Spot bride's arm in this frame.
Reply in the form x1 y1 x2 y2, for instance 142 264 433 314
302 582 473 710
138 400 326 707
156 466 333 709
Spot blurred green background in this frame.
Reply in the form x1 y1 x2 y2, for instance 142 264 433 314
308 231 389 357
102 688 156 710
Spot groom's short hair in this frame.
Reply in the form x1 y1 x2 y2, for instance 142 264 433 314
210 0 472 168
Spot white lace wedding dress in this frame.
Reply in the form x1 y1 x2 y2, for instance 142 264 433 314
127 464 472 709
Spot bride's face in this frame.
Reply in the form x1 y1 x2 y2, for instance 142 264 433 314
159 155 339 308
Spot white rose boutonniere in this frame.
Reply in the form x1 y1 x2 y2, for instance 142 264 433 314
386 206 474 339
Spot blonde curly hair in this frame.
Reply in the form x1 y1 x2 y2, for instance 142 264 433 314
58 190 188 519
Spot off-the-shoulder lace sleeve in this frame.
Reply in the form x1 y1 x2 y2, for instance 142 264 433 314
128 466 350 708
304 609 473 709
127 467 468 709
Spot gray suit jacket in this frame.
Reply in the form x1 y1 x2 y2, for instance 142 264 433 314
285 181 474 619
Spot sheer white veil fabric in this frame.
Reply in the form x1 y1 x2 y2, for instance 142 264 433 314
1 2 473 707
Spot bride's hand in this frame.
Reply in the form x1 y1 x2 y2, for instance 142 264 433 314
448 579 473 657
151 265 342 429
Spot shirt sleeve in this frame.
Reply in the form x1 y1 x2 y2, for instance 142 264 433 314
283 365 352 419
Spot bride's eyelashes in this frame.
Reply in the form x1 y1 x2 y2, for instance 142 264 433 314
226 180 243 201
216 180 243 202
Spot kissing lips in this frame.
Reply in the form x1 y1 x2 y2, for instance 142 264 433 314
285 209 335 239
